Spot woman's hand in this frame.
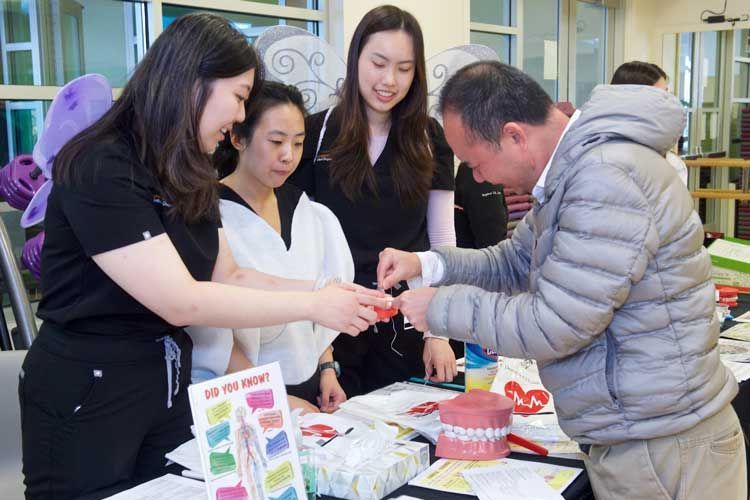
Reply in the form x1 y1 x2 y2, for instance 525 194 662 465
423 338 458 383
288 395 319 415
309 284 388 336
318 371 347 413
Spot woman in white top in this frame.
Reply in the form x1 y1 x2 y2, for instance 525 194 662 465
190 82 350 413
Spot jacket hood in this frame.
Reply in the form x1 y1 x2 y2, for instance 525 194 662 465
556 84 686 163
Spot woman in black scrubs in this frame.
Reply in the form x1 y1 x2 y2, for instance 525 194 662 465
19 14 383 500
289 5 458 397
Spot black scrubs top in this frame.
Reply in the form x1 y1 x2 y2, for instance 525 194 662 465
289 108 455 395
290 109 455 288
454 163 508 249
38 139 221 338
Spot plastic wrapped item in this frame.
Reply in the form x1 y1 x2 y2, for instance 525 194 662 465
315 437 429 500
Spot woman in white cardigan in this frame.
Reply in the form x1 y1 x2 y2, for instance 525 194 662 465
189 82 351 414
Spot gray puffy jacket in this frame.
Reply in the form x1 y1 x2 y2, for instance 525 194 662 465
427 85 738 445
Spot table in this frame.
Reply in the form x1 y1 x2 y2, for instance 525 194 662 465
726 293 750 491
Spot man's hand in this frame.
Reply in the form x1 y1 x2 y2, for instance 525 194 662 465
318 371 347 413
423 338 457 383
393 287 438 332
377 248 422 290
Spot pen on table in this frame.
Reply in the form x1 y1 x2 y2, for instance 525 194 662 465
408 377 465 391
508 433 549 456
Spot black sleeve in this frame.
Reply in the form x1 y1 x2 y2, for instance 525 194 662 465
288 111 327 198
455 163 508 248
428 118 456 191
58 145 166 256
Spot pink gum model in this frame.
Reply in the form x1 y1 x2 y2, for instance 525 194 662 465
435 389 514 460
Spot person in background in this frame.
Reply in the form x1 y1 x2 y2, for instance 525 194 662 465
611 60 688 185
190 82 351 415
454 162 507 249
289 5 458 396
379 61 746 500
20 14 384 500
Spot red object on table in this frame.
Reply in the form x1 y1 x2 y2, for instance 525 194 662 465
374 306 398 321
507 432 549 456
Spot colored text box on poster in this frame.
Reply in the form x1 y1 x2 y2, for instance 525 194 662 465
216 485 248 500
269 486 297 500
209 449 237 475
206 420 231 448
266 430 290 460
246 389 274 411
264 461 294 492
258 409 283 431
206 400 232 425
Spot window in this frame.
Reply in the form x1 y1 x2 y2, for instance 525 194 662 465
469 0 518 66
523 0 560 100
162 4 319 42
573 1 607 106
469 0 615 105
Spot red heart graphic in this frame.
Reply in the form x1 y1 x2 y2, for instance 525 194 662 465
504 381 550 414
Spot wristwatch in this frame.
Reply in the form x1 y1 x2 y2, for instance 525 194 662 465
319 360 341 378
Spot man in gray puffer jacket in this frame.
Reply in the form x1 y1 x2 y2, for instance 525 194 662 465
378 61 746 500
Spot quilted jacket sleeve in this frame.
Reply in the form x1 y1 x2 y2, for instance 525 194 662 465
432 212 535 296
427 159 660 362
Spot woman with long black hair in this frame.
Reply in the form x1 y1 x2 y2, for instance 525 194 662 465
20 13 383 499
290 5 458 396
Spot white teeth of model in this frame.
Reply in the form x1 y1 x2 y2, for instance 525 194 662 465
494 428 502 438
466 428 475 438
444 430 456 438
457 434 469 441
442 423 454 432
485 428 494 439
454 426 466 435
478 433 488 442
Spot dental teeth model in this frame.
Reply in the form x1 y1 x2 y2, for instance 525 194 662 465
435 389 514 460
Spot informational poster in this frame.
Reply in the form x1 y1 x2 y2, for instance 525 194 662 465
188 362 306 500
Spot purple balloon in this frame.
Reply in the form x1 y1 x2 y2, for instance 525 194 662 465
33 74 112 178
20 180 52 229
0 155 46 210
21 231 44 281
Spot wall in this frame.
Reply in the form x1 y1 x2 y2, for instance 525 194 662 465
624 0 750 62
327 0 469 61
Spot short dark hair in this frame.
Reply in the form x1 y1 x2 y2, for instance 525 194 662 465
439 61 553 145
213 82 306 178
611 61 667 86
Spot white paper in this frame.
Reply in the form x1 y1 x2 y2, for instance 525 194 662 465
708 239 750 263
338 382 458 444
165 439 204 476
409 457 581 496
462 465 564 500
103 474 206 500
733 311 750 323
543 40 558 80
721 323 750 342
